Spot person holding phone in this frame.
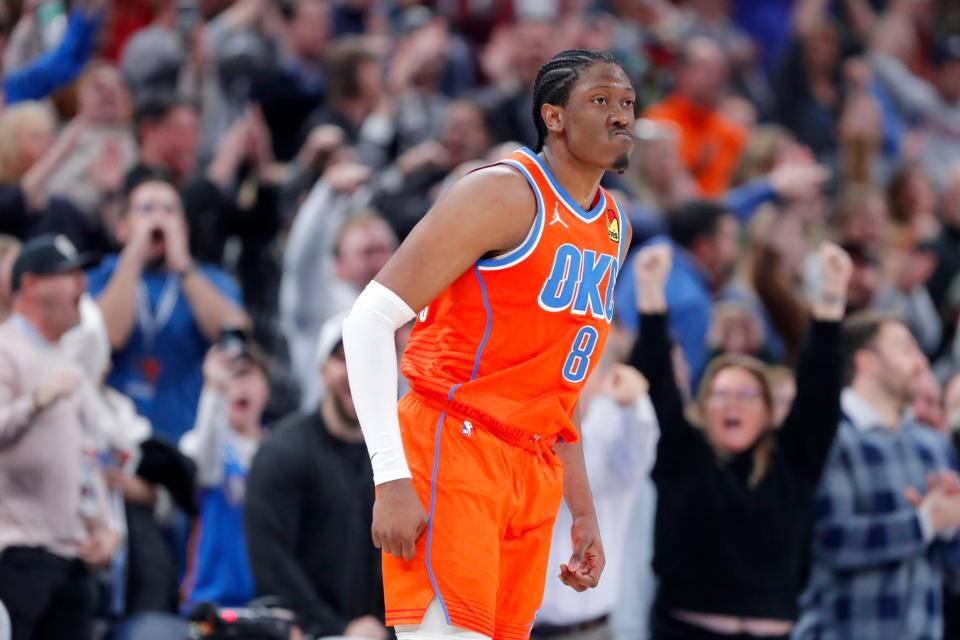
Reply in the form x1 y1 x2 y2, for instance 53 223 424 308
87 172 249 442
179 328 269 610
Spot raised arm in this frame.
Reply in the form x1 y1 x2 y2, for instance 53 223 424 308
160 210 248 342
777 243 851 482
342 166 536 561
179 348 234 487
627 244 707 477
582 366 659 495
750 231 811 365
3 2 104 104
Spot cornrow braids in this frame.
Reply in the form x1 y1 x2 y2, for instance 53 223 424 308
530 49 623 152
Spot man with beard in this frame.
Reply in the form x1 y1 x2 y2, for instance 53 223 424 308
86 173 248 442
244 314 387 640
795 313 960 640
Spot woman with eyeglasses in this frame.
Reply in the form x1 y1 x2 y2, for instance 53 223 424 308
628 242 852 640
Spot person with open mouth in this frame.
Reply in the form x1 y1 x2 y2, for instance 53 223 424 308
629 241 851 640
179 329 269 612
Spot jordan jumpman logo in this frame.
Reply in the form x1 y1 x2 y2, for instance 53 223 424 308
549 202 568 228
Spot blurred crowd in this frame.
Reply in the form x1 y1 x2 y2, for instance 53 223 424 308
5 0 960 639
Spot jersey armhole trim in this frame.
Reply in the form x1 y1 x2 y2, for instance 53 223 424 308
476 159 545 271
609 193 627 265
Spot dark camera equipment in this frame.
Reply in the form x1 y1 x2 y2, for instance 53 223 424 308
188 602 299 640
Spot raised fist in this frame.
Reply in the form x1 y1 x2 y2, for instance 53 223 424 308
603 364 649 407
818 242 854 297
813 242 853 321
633 244 673 290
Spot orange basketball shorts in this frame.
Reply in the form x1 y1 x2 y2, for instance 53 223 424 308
384 392 565 640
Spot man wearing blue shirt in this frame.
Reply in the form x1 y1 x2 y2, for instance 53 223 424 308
616 200 740 385
87 174 248 442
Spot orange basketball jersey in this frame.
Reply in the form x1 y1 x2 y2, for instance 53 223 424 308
401 147 626 444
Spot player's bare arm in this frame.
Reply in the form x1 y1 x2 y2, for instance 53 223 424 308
358 166 537 561
553 217 630 592
375 165 537 312
555 402 605 592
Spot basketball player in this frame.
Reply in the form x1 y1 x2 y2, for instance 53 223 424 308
343 50 636 640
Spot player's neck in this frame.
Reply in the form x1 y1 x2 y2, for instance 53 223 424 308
540 144 605 211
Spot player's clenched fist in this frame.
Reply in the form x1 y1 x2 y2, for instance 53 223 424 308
372 478 428 561
560 516 605 592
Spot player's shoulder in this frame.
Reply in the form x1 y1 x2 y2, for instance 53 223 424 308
441 163 537 214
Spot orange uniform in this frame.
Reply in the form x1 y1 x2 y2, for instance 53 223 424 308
388 147 626 639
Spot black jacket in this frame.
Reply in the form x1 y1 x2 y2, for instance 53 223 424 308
630 313 841 620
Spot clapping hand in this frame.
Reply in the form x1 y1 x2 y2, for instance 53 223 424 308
904 471 960 536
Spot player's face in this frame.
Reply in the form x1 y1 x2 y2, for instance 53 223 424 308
563 63 636 171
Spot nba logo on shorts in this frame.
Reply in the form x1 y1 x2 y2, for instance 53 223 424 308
462 421 474 436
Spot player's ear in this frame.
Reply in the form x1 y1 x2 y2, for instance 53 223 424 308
541 103 564 137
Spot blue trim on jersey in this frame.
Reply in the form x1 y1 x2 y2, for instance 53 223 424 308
611 195 627 266
476 159 545 271
426 411 451 625
429 268 491 623
469 266 493 381
519 147 606 223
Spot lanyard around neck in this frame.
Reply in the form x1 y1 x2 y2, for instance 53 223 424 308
135 275 179 351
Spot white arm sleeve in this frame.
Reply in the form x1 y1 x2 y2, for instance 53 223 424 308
342 280 417 485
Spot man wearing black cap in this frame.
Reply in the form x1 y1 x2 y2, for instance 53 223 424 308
0 234 120 640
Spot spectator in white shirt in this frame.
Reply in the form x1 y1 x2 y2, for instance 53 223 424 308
534 362 659 640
